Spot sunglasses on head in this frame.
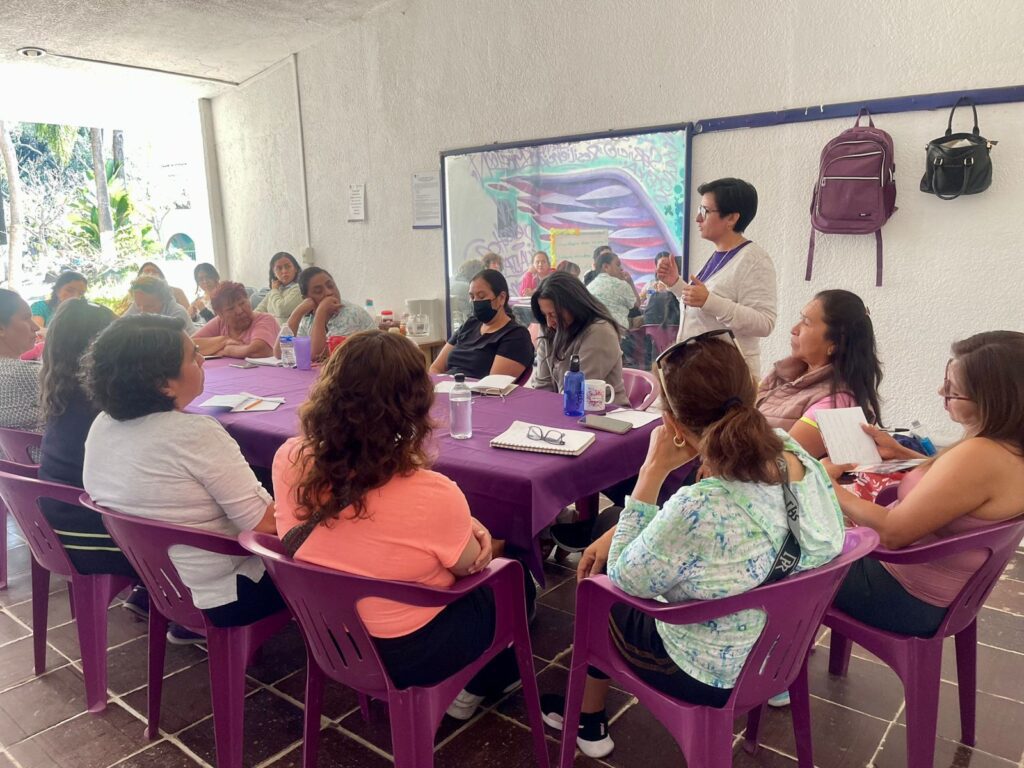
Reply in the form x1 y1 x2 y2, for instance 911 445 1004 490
655 328 740 369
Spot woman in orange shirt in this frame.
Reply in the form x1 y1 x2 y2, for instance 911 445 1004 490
272 330 535 720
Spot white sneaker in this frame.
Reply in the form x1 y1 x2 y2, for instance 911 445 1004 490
446 689 485 721
540 694 615 759
767 690 791 708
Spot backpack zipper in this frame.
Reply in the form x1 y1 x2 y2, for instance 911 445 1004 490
821 142 887 188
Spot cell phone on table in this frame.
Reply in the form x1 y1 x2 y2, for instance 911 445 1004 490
578 414 633 434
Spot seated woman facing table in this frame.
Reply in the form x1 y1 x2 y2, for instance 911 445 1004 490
82 314 285 630
430 268 534 381
122 275 196 334
189 262 221 323
30 271 88 332
255 251 304 326
0 289 44 432
529 271 628 408
279 267 376 359
119 262 190 314
273 330 534 721
826 330 1024 637
543 330 845 758
193 281 279 359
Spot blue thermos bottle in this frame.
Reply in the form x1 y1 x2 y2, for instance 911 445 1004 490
563 354 585 418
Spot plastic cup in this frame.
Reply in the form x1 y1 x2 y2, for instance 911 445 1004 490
294 336 312 370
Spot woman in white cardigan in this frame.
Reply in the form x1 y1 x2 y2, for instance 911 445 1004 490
657 178 777 378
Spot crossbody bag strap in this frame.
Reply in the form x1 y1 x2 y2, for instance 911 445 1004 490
281 510 327 557
761 454 804 585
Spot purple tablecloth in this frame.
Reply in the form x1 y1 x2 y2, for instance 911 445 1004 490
188 359 660 575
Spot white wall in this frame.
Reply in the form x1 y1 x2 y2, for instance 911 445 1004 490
209 0 1024 433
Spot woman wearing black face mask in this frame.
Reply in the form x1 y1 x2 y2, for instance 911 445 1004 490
430 269 535 381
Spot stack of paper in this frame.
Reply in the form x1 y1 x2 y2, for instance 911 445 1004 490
200 392 285 413
816 407 882 465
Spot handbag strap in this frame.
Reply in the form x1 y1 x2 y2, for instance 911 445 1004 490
761 454 804 585
946 96 980 137
930 158 974 201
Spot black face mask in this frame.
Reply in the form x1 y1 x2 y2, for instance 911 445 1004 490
472 299 499 324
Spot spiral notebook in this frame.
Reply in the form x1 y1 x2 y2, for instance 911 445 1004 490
490 420 595 457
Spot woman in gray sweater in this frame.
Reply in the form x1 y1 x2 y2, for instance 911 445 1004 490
529 272 628 407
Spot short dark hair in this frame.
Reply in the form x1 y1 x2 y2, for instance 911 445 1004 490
595 251 617 271
48 271 88 308
697 177 758 233
531 271 622 360
297 266 330 298
471 269 514 317
555 261 581 277
0 289 26 325
482 252 503 270
82 314 187 421
268 251 302 288
40 299 116 419
592 245 613 264
193 262 220 285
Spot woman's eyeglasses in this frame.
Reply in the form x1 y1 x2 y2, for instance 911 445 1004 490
526 426 565 446
696 205 720 219
943 359 972 404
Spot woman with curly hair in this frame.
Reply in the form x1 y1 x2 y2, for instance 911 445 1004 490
82 314 283 641
273 330 533 721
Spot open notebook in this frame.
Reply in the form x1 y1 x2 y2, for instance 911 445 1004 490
490 420 595 457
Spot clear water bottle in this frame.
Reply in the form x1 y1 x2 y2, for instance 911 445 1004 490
563 354 585 417
278 326 296 368
449 373 473 439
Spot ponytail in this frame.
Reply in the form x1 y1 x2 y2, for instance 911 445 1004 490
660 337 784 484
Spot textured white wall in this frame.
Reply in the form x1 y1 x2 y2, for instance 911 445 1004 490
210 0 1024 433
210 60 306 285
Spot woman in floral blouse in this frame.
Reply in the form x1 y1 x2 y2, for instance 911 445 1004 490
541 331 845 759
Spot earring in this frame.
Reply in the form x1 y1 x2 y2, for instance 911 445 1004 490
673 436 686 448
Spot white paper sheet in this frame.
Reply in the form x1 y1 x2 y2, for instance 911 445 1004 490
816 407 882 465
606 408 663 428
200 392 285 413
243 357 283 367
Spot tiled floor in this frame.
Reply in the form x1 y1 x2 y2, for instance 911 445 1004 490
1 517 1023 768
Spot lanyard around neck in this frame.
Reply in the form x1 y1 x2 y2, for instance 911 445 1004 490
696 240 752 283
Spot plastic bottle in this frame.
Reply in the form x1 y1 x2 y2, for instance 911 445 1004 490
449 373 473 439
278 326 296 368
562 354 585 417
909 419 937 456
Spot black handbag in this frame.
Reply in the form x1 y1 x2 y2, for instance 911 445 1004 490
920 97 997 200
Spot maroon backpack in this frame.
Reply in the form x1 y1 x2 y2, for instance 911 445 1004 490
807 109 896 286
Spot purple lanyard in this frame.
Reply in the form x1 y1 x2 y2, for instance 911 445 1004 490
695 241 752 283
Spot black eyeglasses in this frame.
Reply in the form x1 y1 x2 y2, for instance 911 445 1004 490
943 359 972 405
696 205 721 219
526 426 566 446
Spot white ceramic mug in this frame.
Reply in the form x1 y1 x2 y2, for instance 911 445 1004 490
585 379 614 412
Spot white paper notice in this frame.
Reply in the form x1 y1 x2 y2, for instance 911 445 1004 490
347 184 366 221
412 172 442 228
606 408 663 428
816 407 883 466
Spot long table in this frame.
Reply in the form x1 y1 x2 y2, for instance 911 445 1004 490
187 359 660 577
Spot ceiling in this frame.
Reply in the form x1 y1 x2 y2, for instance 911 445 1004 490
0 0 389 127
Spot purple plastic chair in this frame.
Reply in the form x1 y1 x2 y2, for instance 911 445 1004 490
81 495 292 768
558 528 879 768
0 428 42 590
0 467 134 712
822 516 1024 768
621 369 660 411
239 531 550 768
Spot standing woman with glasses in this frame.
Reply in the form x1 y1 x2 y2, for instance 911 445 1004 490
542 330 844 758
824 331 1024 637
656 178 776 377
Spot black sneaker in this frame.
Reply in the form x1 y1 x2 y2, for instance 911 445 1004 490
540 694 614 758
549 520 596 552
122 585 149 620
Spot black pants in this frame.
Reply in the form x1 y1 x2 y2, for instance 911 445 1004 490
202 573 287 628
588 603 731 708
375 563 536 694
833 558 947 638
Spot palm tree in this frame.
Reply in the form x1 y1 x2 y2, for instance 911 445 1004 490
0 121 24 289
31 123 79 167
89 127 115 262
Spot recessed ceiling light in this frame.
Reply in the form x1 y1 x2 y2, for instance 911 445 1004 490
16 47 48 58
